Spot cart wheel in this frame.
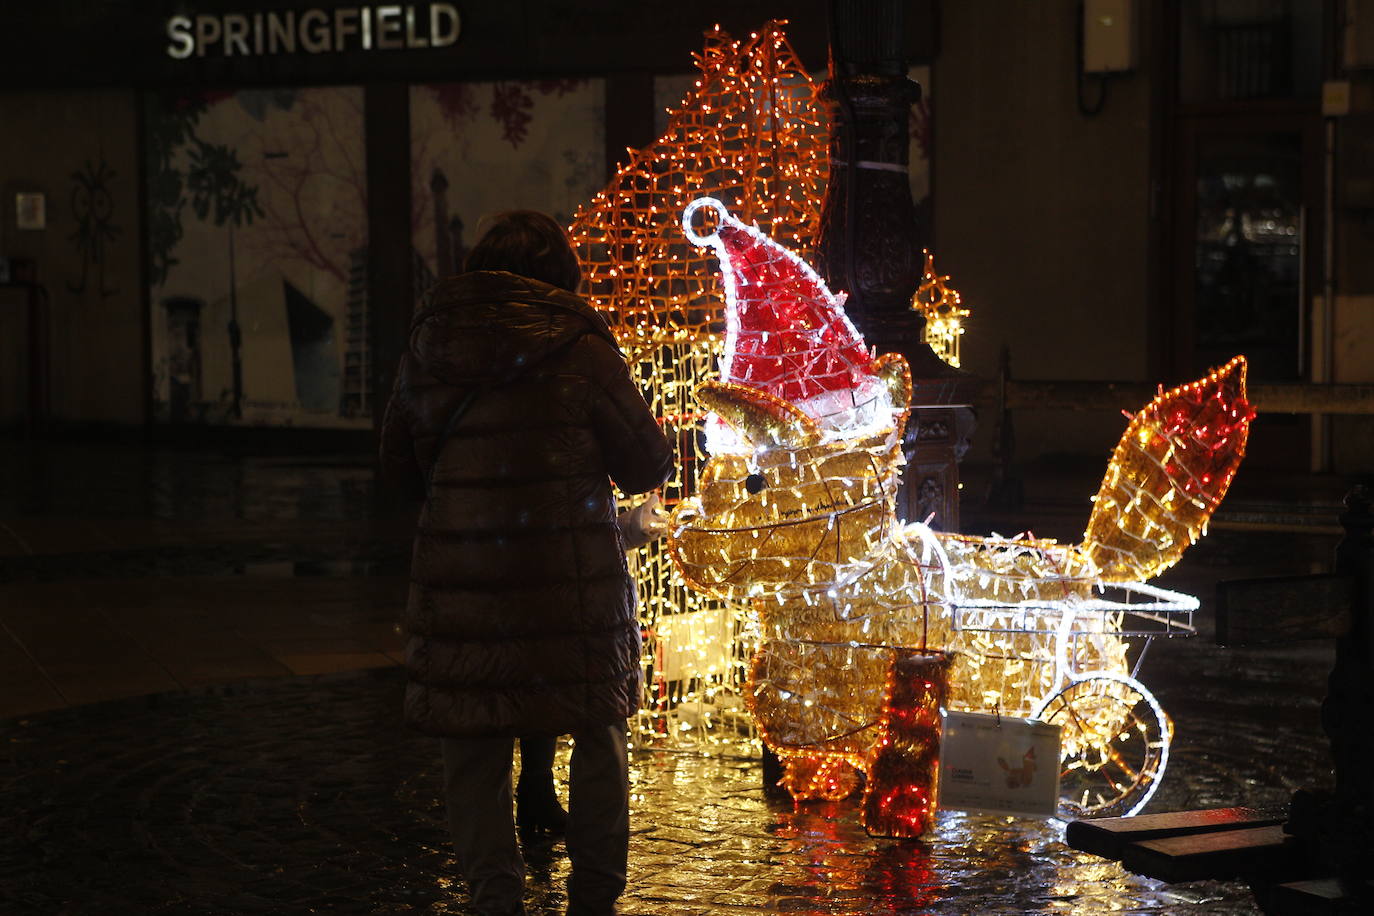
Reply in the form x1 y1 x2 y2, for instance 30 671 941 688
1029 673 1171 819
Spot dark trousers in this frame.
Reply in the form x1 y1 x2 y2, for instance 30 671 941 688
441 721 629 916
517 733 557 801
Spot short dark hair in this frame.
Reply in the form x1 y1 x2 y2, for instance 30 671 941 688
463 210 582 293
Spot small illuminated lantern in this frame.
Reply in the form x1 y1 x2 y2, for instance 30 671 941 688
911 251 969 368
670 198 1254 821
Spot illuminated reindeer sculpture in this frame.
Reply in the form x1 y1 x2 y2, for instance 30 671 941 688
668 198 1253 829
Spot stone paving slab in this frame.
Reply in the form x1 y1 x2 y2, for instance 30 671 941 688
0 516 410 559
0 575 407 717
0 535 411 583
0 441 1352 912
0 661 1321 915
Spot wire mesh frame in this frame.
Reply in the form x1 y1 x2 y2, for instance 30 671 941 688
623 339 761 756
948 628 1154 719
949 598 1197 639
571 23 829 345
570 23 830 756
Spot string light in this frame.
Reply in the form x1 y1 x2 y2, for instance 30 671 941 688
862 652 949 837
668 199 1254 822
910 250 969 368
567 21 829 751
570 20 827 350
1083 355 1253 583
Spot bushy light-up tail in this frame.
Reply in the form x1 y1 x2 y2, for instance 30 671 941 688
1082 356 1254 583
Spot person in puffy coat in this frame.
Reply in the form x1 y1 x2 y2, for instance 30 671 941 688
516 490 670 839
380 210 674 916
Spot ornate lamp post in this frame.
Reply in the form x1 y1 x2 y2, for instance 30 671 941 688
815 0 978 530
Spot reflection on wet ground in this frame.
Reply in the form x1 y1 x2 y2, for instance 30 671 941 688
0 440 1352 913
0 660 1316 915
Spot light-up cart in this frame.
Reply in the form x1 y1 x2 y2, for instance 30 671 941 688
937 533 1199 818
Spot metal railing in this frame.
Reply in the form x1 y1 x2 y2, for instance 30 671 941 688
978 347 1374 513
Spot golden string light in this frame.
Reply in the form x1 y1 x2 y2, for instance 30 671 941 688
669 199 1254 820
568 22 830 750
571 20 828 354
1083 355 1253 582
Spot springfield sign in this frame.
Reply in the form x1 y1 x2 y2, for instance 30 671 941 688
166 4 460 58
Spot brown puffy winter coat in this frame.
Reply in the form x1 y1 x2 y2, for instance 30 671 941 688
379 271 673 738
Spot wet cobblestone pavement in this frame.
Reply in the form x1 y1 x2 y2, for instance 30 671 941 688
0 636 1330 916
0 441 1350 914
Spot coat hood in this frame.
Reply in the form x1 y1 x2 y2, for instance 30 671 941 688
409 271 620 386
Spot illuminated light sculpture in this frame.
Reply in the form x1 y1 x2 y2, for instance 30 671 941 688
670 197 1254 820
672 196 952 834
910 250 969 369
568 21 829 750
571 21 827 346
862 650 951 837
1082 355 1252 583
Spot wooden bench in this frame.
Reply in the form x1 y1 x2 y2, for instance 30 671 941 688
1065 808 1286 863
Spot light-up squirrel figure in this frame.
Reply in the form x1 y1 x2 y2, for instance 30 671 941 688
668 198 1254 821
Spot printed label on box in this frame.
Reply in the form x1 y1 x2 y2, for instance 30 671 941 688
938 710 1061 818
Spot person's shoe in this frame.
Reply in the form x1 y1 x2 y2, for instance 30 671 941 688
515 789 569 835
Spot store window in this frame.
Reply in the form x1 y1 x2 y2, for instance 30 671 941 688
409 79 606 295
1193 133 1305 380
1178 0 1324 103
145 87 368 428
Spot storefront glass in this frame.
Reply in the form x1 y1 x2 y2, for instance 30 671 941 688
146 86 369 427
